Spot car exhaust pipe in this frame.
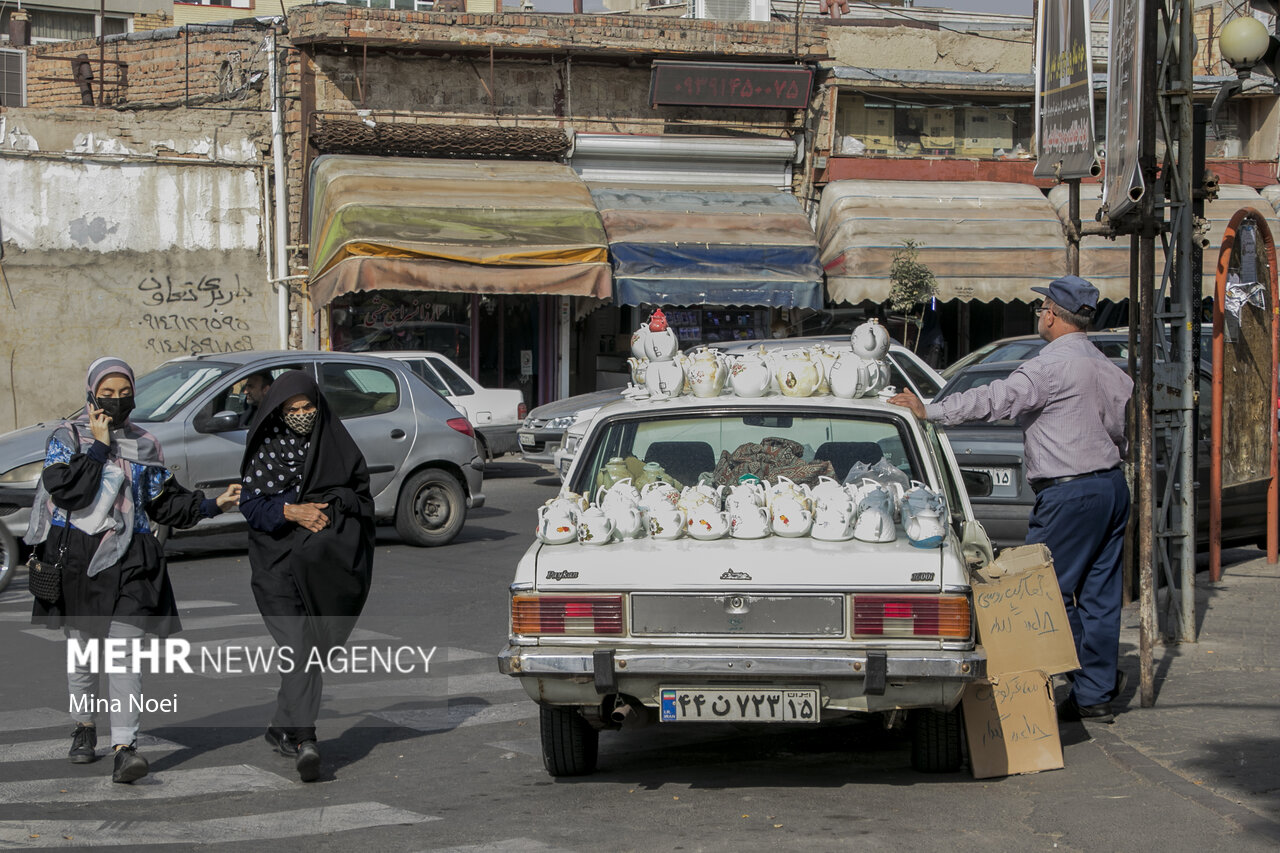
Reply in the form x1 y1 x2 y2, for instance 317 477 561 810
610 696 650 728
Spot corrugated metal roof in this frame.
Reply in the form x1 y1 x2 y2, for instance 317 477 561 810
307 155 610 306
1047 183 1280 299
817 180 1067 304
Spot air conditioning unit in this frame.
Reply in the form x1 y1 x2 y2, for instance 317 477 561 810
694 0 770 21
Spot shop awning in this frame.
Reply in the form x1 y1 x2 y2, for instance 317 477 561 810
818 180 1068 304
308 155 610 306
1047 183 1280 299
589 186 823 309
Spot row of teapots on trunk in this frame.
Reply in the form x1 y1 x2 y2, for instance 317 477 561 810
628 314 895 400
536 475 876 545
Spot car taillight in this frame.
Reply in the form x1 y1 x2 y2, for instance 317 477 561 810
518 402 528 420
447 417 474 438
852 594 970 639
511 595 624 636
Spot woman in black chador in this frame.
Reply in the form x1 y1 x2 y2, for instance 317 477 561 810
238 369 374 782
25 357 240 783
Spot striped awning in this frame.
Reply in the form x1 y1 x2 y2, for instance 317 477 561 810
307 155 610 307
818 180 1069 304
589 185 823 309
1048 183 1280 299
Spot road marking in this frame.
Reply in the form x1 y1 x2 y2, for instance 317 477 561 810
0 610 34 621
435 647 491 663
423 840 576 853
0 801 437 847
0 734 184 764
324 671 517 701
169 613 266 632
375 702 536 733
0 764 291 804
484 738 542 759
0 708 64 733
177 600 236 610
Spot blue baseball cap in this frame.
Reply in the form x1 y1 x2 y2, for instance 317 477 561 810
1031 275 1099 314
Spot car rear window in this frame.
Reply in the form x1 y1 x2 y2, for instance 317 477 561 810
572 411 921 493
428 356 475 397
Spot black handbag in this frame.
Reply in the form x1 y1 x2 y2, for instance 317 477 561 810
27 522 69 605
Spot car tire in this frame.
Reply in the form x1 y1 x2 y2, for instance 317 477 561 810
540 705 598 777
909 707 964 773
0 523 17 595
395 468 467 547
476 432 491 462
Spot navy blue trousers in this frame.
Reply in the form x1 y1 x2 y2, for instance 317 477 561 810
1025 468 1130 707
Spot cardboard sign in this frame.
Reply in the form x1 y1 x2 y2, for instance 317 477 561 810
962 670 1064 779
972 545 1079 677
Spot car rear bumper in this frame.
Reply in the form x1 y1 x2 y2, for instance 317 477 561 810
499 643 985 713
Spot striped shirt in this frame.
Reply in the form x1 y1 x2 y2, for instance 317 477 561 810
924 332 1133 481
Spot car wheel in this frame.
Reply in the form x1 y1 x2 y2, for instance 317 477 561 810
395 468 467 547
476 433 491 462
0 524 16 594
909 707 964 773
540 705 598 777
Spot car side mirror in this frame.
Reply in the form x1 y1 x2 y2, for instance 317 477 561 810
199 410 242 434
960 469 993 498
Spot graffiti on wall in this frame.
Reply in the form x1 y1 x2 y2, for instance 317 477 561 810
135 272 261 356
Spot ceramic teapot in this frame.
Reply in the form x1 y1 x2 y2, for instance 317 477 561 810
683 347 728 398
766 475 811 509
827 350 872 399
773 348 824 398
596 479 640 517
851 319 891 360
647 505 686 540
724 479 766 509
608 500 646 540
728 349 773 398
639 480 680 509
577 505 616 545
631 308 681 362
627 357 649 387
536 503 580 545
863 357 893 396
686 503 729 540
811 506 856 541
810 476 852 509
770 496 813 538
728 504 770 539
680 482 725 511
810 343 839 395
645 358 685 399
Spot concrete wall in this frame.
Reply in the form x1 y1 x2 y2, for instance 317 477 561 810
825 25 1033 75
0 110 273 428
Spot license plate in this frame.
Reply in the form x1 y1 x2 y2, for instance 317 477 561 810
659 688 820 723
519 433 535 447
974 466 1018 496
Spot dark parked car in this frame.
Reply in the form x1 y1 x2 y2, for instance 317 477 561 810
0 352 486 588
937 358 1266 550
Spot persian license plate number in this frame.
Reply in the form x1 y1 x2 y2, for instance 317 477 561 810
519 433 535 447
659 688 819 723
979 467 1013 486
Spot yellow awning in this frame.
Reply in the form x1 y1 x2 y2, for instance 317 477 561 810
818 180 1069 304
307 155 611 306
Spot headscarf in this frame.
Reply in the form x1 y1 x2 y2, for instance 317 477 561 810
25 357 165 576
239 370 375 652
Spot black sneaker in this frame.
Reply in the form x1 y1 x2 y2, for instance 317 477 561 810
68 723 98 764
295 740 320 783
111 744 149 783
264 726 299 758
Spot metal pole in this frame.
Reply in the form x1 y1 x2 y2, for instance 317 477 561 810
1175 0 1196 641
1067 179 1081 276
1137 0 1158 708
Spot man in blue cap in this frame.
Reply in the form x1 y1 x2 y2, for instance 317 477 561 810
890 275 1134 723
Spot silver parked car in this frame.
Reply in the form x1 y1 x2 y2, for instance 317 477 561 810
0 351 485 586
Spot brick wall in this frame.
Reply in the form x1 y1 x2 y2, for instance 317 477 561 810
24 26 272 109
133 12 175 32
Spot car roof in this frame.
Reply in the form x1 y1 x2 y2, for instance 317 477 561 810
590 391 913 422
184 350 419 367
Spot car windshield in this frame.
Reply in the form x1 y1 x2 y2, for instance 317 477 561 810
935 366 1016 399
129 360 233 422
572 410 922 493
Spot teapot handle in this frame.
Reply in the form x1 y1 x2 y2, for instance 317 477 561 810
595 485 608 506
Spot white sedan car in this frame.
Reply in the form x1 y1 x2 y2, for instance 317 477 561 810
379 352 527 459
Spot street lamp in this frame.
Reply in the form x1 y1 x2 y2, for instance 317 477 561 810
1212 15 1272 121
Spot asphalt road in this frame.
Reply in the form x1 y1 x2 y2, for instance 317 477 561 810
0 459 1274 852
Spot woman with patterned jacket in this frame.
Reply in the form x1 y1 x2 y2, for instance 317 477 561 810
25 357 240 783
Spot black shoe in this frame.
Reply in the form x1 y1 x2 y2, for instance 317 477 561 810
1113 668 1129 700
68 723 98 764
264 726 299 758
295 740 320 783
111 744 149 783
1057 696 1115 724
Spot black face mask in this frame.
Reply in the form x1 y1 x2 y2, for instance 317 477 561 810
94 396 136 426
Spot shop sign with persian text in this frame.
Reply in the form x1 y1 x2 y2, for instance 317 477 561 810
649 61 813 110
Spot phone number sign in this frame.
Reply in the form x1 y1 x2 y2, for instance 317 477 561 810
649 61 813 110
